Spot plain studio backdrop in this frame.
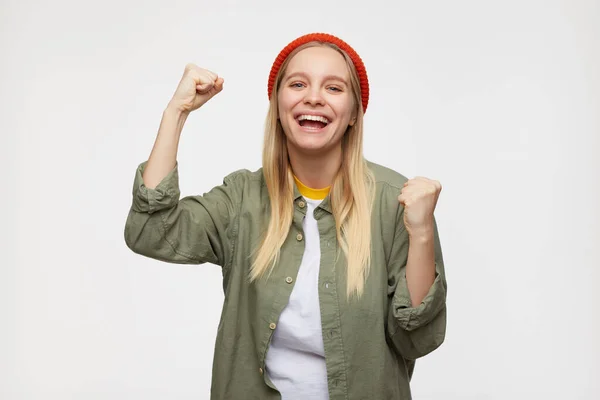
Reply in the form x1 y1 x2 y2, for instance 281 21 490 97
1 0 599 399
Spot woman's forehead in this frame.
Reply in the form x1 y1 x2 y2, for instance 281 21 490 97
284 46 350 79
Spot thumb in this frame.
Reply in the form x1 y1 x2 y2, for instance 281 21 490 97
197 77 224 95
196 82 214 94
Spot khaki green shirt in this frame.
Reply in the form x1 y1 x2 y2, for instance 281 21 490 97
124 160 447 400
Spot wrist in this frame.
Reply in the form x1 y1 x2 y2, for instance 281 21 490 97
408 225 434 244
165 101 190 119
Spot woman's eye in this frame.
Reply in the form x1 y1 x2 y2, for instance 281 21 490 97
291 82 304 88
328 87 342 92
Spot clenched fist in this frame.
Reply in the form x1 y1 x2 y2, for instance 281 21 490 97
169 63 224 113
398 177 442 238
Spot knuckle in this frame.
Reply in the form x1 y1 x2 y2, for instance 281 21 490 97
204 69 217 79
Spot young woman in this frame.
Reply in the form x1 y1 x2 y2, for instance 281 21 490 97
125 33 447 400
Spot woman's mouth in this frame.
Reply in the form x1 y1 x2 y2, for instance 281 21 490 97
296 114 330 131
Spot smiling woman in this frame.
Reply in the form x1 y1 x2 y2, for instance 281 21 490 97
124 32 448 400
278 46 357 167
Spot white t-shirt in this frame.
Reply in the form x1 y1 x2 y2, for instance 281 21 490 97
265 197 329 400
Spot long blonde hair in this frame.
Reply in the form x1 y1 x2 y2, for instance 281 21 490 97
250 42 376 299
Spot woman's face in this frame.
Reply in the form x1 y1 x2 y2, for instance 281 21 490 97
278 46 356 158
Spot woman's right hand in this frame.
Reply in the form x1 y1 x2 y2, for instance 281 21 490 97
169 63 224 113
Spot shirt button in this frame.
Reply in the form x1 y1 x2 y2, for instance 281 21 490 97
298 200 306 208
259 367 263 375
285 276 293 284
296 233 303 241
269 322 277 330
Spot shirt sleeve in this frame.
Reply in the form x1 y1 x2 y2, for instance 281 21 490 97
124 161 242 268
387 206 448 361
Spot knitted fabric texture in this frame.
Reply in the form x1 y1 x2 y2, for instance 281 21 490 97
267 33 369 113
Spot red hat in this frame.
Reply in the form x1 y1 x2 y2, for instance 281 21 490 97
267 33 370 113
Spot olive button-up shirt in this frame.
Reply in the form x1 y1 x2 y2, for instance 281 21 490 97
124 160 447 399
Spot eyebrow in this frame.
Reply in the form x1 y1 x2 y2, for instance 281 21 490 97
285 71 348 85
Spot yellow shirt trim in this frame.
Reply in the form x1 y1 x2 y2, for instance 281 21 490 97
293 175 330 200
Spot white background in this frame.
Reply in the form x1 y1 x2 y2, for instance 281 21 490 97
2 0 599 399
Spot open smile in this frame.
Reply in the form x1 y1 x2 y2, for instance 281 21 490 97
295 114 330 132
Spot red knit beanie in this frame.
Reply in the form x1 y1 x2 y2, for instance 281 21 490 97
267 33 370 113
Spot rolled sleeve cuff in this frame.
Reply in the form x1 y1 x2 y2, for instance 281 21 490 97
391 264 447 332
131 161 181 214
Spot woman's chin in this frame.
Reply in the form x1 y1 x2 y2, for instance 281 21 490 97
288 137 336 156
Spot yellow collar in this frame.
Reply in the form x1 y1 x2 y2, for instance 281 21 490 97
293 175 330 200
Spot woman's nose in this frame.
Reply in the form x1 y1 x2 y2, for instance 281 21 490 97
303 88 325 106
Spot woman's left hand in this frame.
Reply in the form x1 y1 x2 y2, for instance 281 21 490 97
398 177 442 238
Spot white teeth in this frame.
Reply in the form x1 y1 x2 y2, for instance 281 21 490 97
297 114 329 124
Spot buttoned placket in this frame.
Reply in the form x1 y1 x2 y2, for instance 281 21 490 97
259 196 308 382
314 200 349 398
